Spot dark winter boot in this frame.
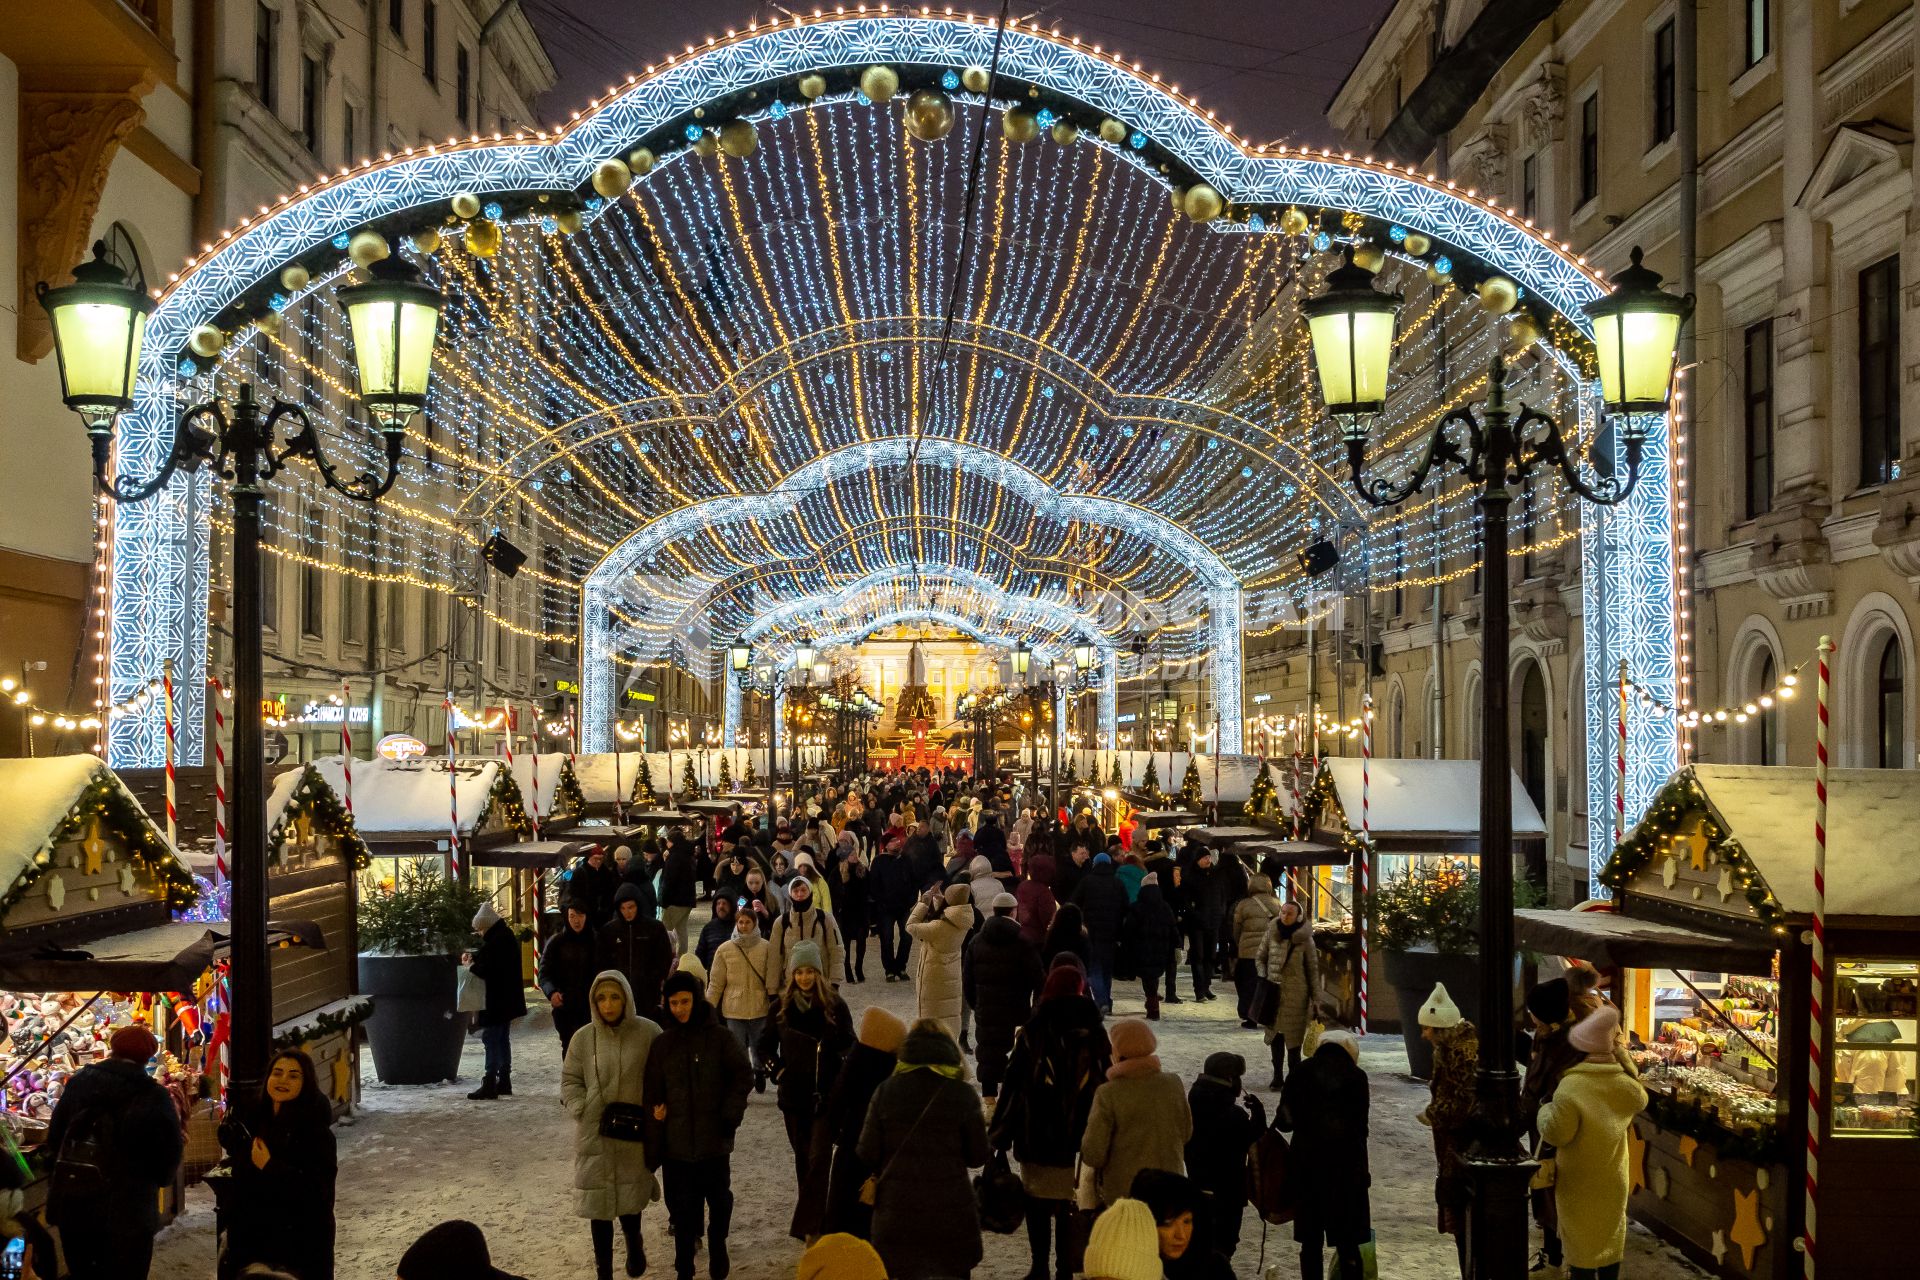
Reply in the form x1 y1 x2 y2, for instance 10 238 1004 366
708 1231 730 1279
466 1073 498 1100
495 1072 512 1097
621 1214 646 1278
1268 1034 1287 1091
1022 1199 1052 1280
591 1223 615 1280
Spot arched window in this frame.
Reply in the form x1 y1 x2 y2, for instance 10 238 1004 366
1517 663 1549 817
1756 652 1782 765
1391 690 1405 758
1878 636 1905 768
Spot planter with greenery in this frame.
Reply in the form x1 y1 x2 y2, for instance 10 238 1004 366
357 864 490 1085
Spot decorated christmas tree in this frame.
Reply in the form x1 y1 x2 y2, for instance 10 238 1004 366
1180 758 1203 806
631 755 655 806
1142 756 1160 799
743 756 759 787
1110 756 1124 789
681 755 699 799
1247 758 1278 819
718 754 733 792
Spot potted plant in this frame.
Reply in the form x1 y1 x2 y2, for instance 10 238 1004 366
357 862 489 1085
1368 861 1490 1080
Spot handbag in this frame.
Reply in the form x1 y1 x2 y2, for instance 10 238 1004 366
599 1101 650 1143
859 1094 939 1205
1529 1138 1557 1190
456 965 488 1014
1072 1156 1101 1212
1327 1230 1379 1280
1252 978 1283 1028
974 1150 1026 1234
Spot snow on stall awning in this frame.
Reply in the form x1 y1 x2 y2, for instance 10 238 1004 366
1513 907 1775 975
0 756 191 901
570 753 653 807
1318 758 1545 840
283 756 507 837
499 755 574 821
1684 764 1920 919
0 919 324 991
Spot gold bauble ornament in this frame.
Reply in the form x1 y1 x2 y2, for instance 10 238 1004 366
1351 243 1386 273
1183 184 1225 223
798 73 828 100
555 209 583 234
692 132 717 157
628 147 657 175
1425 261 1452 284
347 230 390 267
718 120 758 157
1003 108 1040 142
962 65 992 94
188 325 224 358
1402 232 1431 255
279 264 310 292
1509 314 1543 347
1050 120 1079 145
860 65 900 103
465 218 502 257
1280 207 1311 235
255 311 281 336
1098 118 1128 145
905 89 954 141
410 227 441 254
592 158 632 198
450 192 482 220
1477 275 1519 313
1170 185 1187 214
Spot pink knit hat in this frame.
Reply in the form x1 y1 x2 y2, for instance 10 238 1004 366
1569 1003 1620 1055
1108 1017 1157 1062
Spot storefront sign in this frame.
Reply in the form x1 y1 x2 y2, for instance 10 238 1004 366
297 704 370 725
627 690 654 704
556 679 582 694
1115 713 1137 724
1252 693 1272 704
377 733 428 761
262 697 288 720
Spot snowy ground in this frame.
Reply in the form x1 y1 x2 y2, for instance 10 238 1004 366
151 909 1707 1279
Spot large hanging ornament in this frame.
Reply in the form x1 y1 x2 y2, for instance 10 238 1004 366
279 264 310 292
1050 120 1079 145
347 230 390 267
1098 118 1128 145
554 209 583 235
1351 242 1386 272
692 132 717 158
1477 275 1519 313
592 158 632 198
450 192 482 220
798 73 828 100
961 65 991 94
188 325 224 358
1182 184 1224 223
409 227 441 254
1509 313 1543 348
718 120 758 157
860 65 900 103
1002 107 1040 142
464 219 502 257
1280 207 1311 235
905 90 954 141
1402 231 1431 255
627 147 656 175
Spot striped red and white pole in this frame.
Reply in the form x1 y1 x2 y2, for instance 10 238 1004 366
339 679 354 825
1358 694 1372 1036
528 701 543 841
445 694 462 876
1617 659 1630 850
210 680 228 883
1803 636 1833 1278
161 660 178 851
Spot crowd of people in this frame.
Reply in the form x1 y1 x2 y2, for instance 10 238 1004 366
14 766 1649 1280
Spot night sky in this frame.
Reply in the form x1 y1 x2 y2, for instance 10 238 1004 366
524 0 1396 148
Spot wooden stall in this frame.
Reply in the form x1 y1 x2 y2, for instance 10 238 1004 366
503 754 585 836
1515 764 1920 1279
296 756 530 896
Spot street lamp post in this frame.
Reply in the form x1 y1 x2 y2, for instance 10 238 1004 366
1305 244 1689 1279
40 241 443 1103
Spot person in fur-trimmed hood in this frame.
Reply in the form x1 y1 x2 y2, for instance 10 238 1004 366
1079 1018 1192 1208
1537 1005 1648 1280
906 882 976 1038
1184 1051 1265 1259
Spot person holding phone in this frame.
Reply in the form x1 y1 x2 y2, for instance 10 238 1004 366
218 1048 338 1279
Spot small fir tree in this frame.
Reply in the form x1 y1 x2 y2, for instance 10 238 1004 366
1180 758 1204 806
681 755 699 799
743 756 759 787
631 755 655 806
718 754 733 791
1142 756 1160 799
1110 756 1124 789
1247 758 1278 819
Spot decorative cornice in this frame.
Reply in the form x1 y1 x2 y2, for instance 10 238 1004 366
1819 9 1913 132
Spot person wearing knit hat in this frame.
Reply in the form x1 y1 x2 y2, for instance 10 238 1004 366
1081 1018 1193 1208
1521 976 1584 1273
762 935 853 1188
466 893 529 1100
907 879 975 1039
1538 1004 1647 1279
795 1233 887 1280
673 949 708 985
1184 1051 1266 1259
1081 1198 1162 1280
397 1220 527 1280
1120 866 1180 1019
644 965 751 1279
990 890 1019 913
44 1021 183 1278
1417 983 1479 1265
964 871 1046 1097
1277 1026 1371 1280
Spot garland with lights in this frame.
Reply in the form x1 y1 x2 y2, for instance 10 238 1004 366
1247 759 1278 819
1179 758 1204 807
271 997 374 1052
0 770 200 918
474 769 535 842
552 762 587 816
267 764 373 870
718 755 733 791
1299 766 1369 857
1597 770 1785 927
742 757 758 787
630 756 656 806
680 757 699 800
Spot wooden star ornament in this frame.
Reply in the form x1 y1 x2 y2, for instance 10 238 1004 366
1627 1123 1648 1193
330 1054 352 1101
1661 856 1680 889
1718 865 1736 902
1730 1186 1767 1268
1710 1229 1728 1266
1684 828 1711 871
81 818 109 875
1677 1134 1699 1166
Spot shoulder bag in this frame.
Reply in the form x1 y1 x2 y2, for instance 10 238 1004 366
859 1093 938 1206
599 1101 650 1143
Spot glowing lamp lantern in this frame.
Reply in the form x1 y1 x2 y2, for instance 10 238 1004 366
1581 245 1693 422
811 660 831 685
37 241 153 433
1011 641 1033 679
1303 249 1402 439
729 642 752 672
339 256 443 433
1072 642 1096 673
792 634 815 670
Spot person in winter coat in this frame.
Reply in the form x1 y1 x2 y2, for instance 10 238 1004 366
1015 852 1058 951
1277 1031 1370 1280
1183 1052 1265 1259
991 960 1112 1280
907 883 975 1038
857 1021 992 1280
794 1005 908 1241
466 900 528 1100
561 970 662 1280
1259 901 1322 1089
965 855 1003 923
1417 983 1478 1274
1080 1018 1193 1208
1537 1006 1649 1280
598 882 676 1023
792 851 835 918
1229 875 1281 1028
616 847 661 923
1119 873 1180 1019
870 840 920 981
566 846 623 927
757 941 855 1187
396 1220 529 1280
1522 977 1585 1274
768 876 845 992
643 971 752 1280
740 866 777 938
216 1047 336 1279
1042 901 1090 969
1130 1168 1236 1280
973 816 1013 880
963 893 1045 1097
541 902 602 1051
1071 853 1129 1014
1176 843 1228 1002
1052 842 1092 907
660 837 699 955
706 906 776 1089
694 894 736 972
832 837 872 984
902 819 944 891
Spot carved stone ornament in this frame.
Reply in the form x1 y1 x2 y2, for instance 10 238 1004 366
1748 502 1834 619
1453 124 1511 197
1518 64 1567 150
1870 468 1920 597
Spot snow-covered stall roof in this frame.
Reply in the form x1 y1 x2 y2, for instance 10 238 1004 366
494 755 578 822
284 756 522 838
1317 758 1545 838
568 752 651 807
1683 764 1920 918
0 755 199 917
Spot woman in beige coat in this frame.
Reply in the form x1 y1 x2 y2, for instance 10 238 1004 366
707 907 776 1085
1259 902 1321 1090
907 883 975 1037
561 970 662 1280
1537 1005 1648 1280
1080 1017 1192 1207
1230 874 1281 1028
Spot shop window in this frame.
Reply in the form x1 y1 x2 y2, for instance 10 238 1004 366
1635 968 1782 1136
1832 959 1917 1137
1877 636 1905 768
1744 320 1773 518
1650 19 1676 146
1860 255 1901 487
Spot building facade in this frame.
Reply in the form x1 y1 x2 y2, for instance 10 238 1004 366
1296 0 1920 897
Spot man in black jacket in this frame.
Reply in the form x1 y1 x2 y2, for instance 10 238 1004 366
645 972 753 1280
567 845 621 927
600 881 676 1021
901 819 942 891
1070 853 1128 1015
869 841 919 981
660 835 699 955
962 893 1044 1097
44 1026 184 1279
538 902 599 1050
466 900 529 1099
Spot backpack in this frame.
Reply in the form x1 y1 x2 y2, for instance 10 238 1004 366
51 1102 117 1202
1246 1124 1295 1224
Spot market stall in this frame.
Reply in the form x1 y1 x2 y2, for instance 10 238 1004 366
297 756 530 896
503 754 586 836
1514 763 1920 1279
567 751 663 820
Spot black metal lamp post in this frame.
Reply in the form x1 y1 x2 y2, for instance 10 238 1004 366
1305 244 1689 1279
41 242 444 1104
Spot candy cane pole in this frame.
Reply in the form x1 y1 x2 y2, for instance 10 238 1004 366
339 679 353 828
528 701 543 841
1358 694 1371 1036
1617 659 1629 850
163 660 177 850
1803 635 1833 1278
445 694 462 877
612 740 625 825
210 680 228 883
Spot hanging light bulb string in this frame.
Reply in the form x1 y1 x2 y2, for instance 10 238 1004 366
1627 662 1803 727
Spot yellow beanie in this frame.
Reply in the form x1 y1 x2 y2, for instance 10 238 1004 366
797 1232 887 1280
1082 1198 1162 1280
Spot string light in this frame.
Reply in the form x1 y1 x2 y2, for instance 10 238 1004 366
1628 664 1801 728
